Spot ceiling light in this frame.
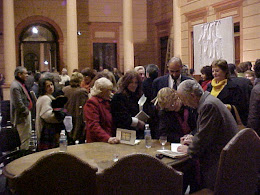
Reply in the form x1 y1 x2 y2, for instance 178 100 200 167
32 27 38 34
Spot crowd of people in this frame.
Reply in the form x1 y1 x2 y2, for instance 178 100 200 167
8 57 260 192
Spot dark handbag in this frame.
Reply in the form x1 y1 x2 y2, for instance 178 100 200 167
0 126 21 152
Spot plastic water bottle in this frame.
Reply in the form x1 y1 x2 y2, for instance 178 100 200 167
59 130 67 152
144 124 152 148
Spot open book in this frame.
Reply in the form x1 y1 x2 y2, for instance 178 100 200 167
157 143 187 159
135 110 150 123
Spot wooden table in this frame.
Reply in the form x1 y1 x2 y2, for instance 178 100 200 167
3 140 189 180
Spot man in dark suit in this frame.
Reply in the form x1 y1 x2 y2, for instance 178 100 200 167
247 59 260 136
10 66 32 150
177 80 239 191
228 63 252 125
152 57 190 98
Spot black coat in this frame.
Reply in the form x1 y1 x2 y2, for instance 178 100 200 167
158 106 197 143
247 81 260 136
111 92 142 138
142 78 154 103
230 76 252 125
207 79 243 122
152 74 191 98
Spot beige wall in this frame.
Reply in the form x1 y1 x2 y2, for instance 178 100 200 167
77 0 89 71
243 0 260 63
147 0 173 71
0 0 4 75
0 0 260 78
180 0 260 69
14 0 67 73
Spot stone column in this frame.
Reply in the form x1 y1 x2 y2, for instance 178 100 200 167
3 0 16 100
123 0 134 72
21 44 24 67
173 0 182 57
67 0 78 75
40 43 45 72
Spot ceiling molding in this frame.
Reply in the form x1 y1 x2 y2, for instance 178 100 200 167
184 7 208 20
212 0 243 12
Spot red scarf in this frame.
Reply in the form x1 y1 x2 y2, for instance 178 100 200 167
175 108 191 134
21 83 33 110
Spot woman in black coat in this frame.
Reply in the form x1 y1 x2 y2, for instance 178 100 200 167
156 87 197 143
207 59 243 121
111 70 145 138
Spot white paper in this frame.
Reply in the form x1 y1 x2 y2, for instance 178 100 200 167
171 143 182 153
157 149 186 159
135 110 150 122
138 94 147 111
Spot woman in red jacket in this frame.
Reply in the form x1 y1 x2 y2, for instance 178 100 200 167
84 77 119 144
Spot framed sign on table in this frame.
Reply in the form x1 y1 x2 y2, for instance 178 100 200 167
116 128 136 145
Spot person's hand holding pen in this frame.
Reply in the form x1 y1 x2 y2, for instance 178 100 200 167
177 134 193 153
180 134 193 146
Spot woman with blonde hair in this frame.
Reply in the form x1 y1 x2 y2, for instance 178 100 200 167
84 77 119 143
155 87 197 143
63 72 88 143
207 59 243 122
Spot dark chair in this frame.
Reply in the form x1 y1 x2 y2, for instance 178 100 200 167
192 128 260 195
97 153 183 195
1 100 11 127
14 152 98 195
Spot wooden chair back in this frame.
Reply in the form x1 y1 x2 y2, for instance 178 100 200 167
97 153 183 195
14 152 98 195
214 128 260 195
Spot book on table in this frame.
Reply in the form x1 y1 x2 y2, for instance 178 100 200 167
157 143 188 159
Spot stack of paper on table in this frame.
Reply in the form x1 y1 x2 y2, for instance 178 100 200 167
157 143 187 158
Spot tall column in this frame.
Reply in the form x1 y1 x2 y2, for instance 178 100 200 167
40 43 45 71
173 0 182 58
3 0 16 100
67 0 78 75
21 44 24 67
123 0 134 72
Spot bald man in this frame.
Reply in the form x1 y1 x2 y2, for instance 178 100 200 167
152 57 191 98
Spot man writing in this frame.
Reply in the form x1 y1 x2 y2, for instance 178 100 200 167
10 66 32 150
177 80 238 191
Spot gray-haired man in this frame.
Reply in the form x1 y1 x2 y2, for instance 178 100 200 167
177 79 238 191
10 66 32 150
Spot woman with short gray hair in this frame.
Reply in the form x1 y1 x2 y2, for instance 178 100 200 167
84 77 119 144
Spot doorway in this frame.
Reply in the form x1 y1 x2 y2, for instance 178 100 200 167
20 25 58 72
93 43 117 72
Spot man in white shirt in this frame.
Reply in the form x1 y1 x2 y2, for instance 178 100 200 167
59 68 70 86
152 57 191 98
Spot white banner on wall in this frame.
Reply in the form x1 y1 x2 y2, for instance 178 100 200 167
193 16 234 75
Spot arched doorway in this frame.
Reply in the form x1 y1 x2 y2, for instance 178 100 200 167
16 16 64 72
20 24 58 72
